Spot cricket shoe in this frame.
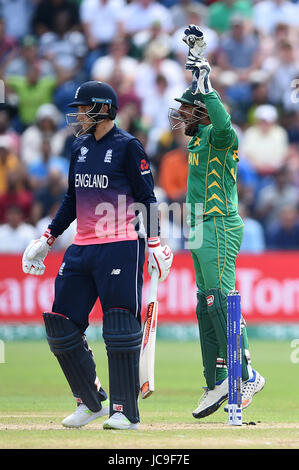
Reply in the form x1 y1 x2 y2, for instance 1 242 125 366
62 399 109 428
103 412 138 430
224 370 266 412
192 377 228 419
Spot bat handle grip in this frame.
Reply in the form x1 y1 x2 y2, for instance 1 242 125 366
149 269 159 303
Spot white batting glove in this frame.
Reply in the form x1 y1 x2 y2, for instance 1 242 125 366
147 237 173 282
22 229 56 275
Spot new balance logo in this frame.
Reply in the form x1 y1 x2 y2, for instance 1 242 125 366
104 148 113 163
78 146 88 162
111 269 121 275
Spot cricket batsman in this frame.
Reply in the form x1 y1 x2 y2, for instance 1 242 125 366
22 80 173 430
168 25 265 419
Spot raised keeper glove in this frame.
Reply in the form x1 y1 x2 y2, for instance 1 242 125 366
183 24 212 95
22 229 56 275
147 237 173 282
183 24 207 60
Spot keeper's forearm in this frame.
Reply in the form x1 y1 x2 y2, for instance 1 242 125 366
201 91 232 133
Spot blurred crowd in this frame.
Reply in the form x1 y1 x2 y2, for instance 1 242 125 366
0 0 299 254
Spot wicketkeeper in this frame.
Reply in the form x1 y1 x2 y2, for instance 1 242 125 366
169 25 265 419
22 80 173 430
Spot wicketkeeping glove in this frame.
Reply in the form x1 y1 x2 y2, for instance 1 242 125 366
183 24 207 60
22 229 56 275
183 24 212 95
147 237 173 282
185 57 213 95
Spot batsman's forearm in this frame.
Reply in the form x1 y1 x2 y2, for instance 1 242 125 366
48 194 77 238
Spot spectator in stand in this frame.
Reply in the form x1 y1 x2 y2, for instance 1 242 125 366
262 39 299 106
158 127 188 204
20 103 67 167
0 135 22 196
130 19 173 61
52 77 82 116
242 104 289 176
3 35 55 80
3 33 81 118
217 15 260 78
171 5 219 67
0 204 37 253
0 17 18 67
80 0 125 73
236 155 259 212
207 0 253 34
266 205 299 250
115 85 143 135
254 166 299 232
120 0 174 37
30 168 67 224
5 65 58 131
90 37 137 89
0 107 21 157
0 168 33 224
170 0 208 30
257 22 295 65
0 0 34 40
32 0 80 37
27 138 69 191
282 112 299 145
141 73 175 156
38 9 87 78
286 144 299 190
245 77 271 125
253 0 299 35
238 202 265 253
134 39 186 104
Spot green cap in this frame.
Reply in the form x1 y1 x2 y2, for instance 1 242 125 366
174 86 206 108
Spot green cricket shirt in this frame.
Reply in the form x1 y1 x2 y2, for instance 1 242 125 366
186 91 239 227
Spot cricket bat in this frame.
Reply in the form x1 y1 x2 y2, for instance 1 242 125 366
139 268 159 399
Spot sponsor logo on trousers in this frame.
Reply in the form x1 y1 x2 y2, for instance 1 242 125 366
113 404 123 412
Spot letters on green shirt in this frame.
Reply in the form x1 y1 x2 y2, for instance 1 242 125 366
186 91 239 226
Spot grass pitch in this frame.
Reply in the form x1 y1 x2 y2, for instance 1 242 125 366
0 338 299 449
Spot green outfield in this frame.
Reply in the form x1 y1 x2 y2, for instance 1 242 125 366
0 338 299 449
